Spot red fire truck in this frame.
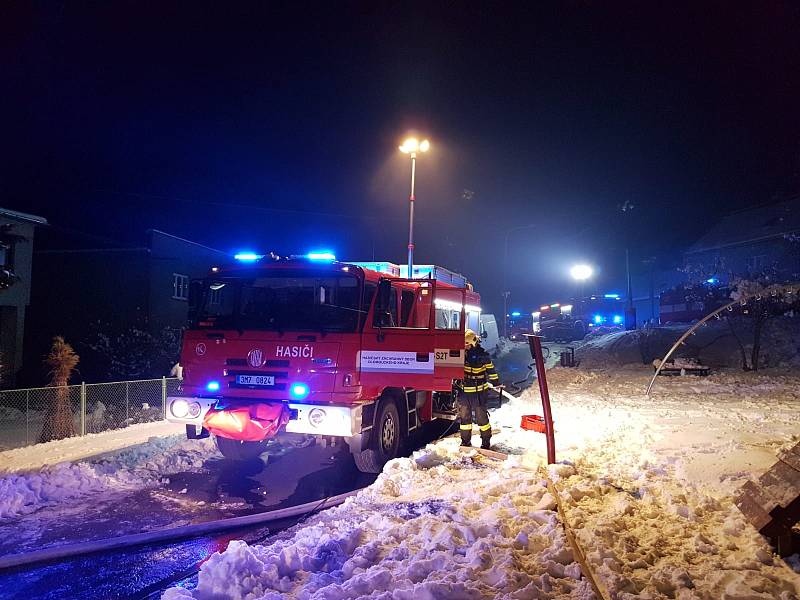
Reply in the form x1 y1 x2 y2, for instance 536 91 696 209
166 254 482 473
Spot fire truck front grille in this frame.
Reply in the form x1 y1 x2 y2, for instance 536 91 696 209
225 358 290 368
226 370 288 378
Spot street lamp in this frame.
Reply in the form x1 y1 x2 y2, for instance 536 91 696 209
570 264 593 301
399 137 430 276
569 264 593 281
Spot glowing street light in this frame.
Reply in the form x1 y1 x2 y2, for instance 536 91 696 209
398 136 430 276
570 264 593 281
570 264 593 301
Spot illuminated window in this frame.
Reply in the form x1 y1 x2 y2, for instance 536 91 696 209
172 273 189 300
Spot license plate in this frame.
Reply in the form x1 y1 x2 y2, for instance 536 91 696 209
236 375 275 387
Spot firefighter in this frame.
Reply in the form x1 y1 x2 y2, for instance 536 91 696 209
460 329 500 449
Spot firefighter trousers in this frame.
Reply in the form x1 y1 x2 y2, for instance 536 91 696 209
458 391 491 445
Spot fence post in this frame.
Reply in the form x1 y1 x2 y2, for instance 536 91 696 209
80 382 87 436
26 389 30 445
161 377 167 420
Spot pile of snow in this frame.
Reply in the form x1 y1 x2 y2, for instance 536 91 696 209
165 441 596 599
512 367 800 597
165 367 800 599
0 434 218 520
576 315 800 371
0 420 186 473
493 337 524 358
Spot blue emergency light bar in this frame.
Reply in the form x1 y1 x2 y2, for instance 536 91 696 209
511 311 522 317
306 251 336 261
234 252 264 262
604 293 621 299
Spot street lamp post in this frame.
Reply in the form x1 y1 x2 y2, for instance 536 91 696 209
399 137 430 277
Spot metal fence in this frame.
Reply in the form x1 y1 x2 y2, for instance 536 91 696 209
0 378 180 451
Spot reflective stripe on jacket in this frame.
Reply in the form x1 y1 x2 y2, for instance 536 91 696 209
462 344 499 392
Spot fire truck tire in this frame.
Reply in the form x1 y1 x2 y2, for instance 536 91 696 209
215 436 269 461
353 401 400 473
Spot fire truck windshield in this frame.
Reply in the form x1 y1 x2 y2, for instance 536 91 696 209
191 272 363 333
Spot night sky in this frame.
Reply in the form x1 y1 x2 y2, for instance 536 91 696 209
3 2 799 315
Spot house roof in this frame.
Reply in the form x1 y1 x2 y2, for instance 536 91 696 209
0 207 48 225
147 229 227 255
686 196 800 254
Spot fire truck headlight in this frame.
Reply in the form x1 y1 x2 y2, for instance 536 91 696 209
206 381 220 392
290 382 310 399
309 408 326 427
171 399 189 418
187 402 201 418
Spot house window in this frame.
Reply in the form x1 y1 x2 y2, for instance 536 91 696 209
172 273 189 300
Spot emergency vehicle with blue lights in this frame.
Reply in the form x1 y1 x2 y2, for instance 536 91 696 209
532 294 626 341
166 252 481 473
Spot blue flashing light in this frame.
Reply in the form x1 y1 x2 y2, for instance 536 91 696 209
206 381 221 392
234 252 264 262
604 293 621 299
612 315 623 324
510 311 522 317
593 315 604 324
706 277 718 285
306 251 336 261
290 382 310 399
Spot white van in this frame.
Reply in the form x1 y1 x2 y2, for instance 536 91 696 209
479 313 500 354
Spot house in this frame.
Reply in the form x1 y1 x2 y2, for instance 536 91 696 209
684 197 800 284
0 208 48 383
22 229 227 384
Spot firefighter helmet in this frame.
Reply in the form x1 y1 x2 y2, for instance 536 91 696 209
465 329 479 348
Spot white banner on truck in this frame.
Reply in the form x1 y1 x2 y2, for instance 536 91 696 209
359 351 435 373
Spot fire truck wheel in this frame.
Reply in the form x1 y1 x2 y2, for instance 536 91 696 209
353 400 400 473
215 435 269 461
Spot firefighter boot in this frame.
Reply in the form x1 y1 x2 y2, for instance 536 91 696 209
480 430 492 450
460 427 472 447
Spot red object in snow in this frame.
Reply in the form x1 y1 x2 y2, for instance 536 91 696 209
203 403 290 442
524 334 556 464
520 414 549 433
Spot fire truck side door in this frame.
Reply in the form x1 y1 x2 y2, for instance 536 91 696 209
360 278 436 392
432 287 467 388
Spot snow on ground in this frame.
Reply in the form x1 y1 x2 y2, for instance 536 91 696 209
493 338 524 359
165 441 595 600
494 367 800 599
0 420 186 473
166 365 800 600
0 428 218 520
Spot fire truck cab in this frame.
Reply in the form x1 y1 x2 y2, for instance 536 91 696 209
166 254 480 473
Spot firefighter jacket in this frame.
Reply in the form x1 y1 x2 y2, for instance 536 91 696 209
462 344 499 392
